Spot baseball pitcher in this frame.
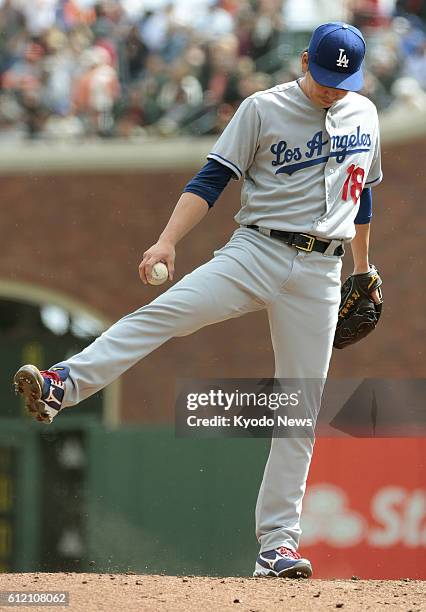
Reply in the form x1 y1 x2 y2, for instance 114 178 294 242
14 22 383 578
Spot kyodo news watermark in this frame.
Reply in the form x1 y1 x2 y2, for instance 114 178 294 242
177 378 320 438
175 378 426 438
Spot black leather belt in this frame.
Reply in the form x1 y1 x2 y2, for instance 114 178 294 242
245 225 344 256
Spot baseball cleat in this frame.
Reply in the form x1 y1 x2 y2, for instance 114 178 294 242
253 546 313 578
13 364 69 424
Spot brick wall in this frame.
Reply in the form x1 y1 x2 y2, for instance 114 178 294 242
0 138 423 422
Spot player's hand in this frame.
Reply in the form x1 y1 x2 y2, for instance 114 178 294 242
139 239 175 285
352 266 382 304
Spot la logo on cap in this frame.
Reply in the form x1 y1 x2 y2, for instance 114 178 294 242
307 21 366 91
336 49 349 68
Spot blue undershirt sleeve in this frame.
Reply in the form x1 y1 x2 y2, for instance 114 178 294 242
183 159 235 208
354 188 372 224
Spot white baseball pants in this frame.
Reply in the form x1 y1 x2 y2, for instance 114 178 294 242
56 227 342 552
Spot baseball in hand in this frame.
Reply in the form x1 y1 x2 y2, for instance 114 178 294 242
148 262 169 285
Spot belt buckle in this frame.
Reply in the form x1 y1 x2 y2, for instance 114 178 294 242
295 234 315 252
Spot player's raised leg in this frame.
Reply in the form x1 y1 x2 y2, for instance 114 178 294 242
14 265 258 421
14 229 287 422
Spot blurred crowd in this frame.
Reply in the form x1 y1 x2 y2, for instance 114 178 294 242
0 0 426 141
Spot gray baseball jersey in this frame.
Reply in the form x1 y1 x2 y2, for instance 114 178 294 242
208 79 382 240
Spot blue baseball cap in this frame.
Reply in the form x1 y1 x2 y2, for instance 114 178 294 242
307 22 366 91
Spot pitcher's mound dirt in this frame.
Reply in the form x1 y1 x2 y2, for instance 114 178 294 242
0 573 424 611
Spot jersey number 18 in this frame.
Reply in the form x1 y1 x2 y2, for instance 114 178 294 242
342 164 365 204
